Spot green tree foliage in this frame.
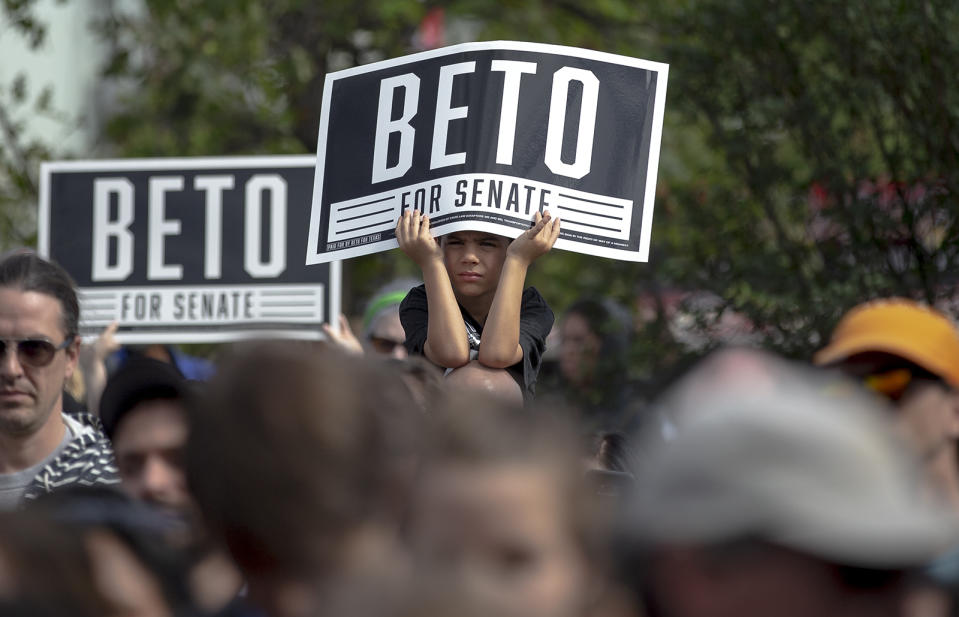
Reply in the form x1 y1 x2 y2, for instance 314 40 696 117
643 0 959 359
96 0 431 156
94 0 439 306
7 0 959 381
0 0 68 247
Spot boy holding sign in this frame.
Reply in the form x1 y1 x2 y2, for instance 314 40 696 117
398 211 560 402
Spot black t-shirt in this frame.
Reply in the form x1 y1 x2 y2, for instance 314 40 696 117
400 284 554 401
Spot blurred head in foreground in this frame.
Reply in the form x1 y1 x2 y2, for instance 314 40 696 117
99 357 193 517
815 298 959 510
618 349 959 617
187 342 422 617
0 509 112 617
29 486 193 617
407 395 599 617
557 297 633 428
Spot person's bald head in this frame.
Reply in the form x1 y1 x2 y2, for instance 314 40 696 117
444 361 523 406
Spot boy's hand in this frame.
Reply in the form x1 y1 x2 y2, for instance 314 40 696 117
396 211 442 268
506 211 561 267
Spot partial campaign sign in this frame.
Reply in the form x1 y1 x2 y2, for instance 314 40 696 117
307 41 668 264
39 156 340 343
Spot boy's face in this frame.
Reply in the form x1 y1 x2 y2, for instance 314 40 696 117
441 231 510 300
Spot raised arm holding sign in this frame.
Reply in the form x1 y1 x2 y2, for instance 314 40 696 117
307 41 668 264
397 210 557 403
307 40 666 402
40 156 340 343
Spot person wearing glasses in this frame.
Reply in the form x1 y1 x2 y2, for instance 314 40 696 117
322 279 422 360
814 298 959 514
0 252 119 510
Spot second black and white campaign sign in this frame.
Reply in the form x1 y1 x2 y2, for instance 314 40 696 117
307 41 668 264
39 155 340 343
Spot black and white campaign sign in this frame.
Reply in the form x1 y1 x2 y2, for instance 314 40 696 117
306 41 668 264
39 156 340 343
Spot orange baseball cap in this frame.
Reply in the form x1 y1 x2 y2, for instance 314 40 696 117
814 298 959 389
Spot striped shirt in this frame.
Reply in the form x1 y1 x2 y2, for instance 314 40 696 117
22 412 120 503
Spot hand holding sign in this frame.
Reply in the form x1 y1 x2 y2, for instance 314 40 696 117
396 211 442 269
307 41 668 264
40 156 340 343
507 212 562 267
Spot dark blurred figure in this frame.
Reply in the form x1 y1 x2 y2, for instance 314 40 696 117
616 350 959 617
584 432 636 505
585 432 636 474
31 486 193 617
100 358 194 516
407 394 605 617
99 357 248 616
543 297 635 431
0 509 113 616
117 345 216 382
187 342 423 617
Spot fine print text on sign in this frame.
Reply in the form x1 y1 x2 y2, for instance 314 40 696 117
307 41 668 264
39 156 340 343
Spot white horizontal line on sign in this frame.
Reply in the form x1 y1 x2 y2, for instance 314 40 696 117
260 312 317 318
326 173 633 242
258 290 317 297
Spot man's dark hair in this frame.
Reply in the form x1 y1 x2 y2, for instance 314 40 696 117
187 342 424 578
0 251 79 338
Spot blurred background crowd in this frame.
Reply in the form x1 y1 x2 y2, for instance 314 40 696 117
6 0 959 381
1 250 959 617
7 2 959 616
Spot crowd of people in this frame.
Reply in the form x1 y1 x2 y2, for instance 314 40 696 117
2 213 959 617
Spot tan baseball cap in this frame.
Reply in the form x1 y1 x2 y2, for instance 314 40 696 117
814 298 959 388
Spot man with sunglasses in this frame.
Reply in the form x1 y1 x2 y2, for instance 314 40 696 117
815 298 959 513
0 252 118 509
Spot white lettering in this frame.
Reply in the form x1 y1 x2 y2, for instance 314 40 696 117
92 178 134 282
194 175 234 280
244 175 287 278
147 176 184 280
490 60 537 165
545 67 599 179
430 61 476 170
371 74 420 183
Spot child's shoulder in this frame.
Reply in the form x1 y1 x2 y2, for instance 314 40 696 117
520 287 554 324
400 284 427 307
521 286 550 307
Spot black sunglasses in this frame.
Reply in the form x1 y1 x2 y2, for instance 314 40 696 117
0 336 74 367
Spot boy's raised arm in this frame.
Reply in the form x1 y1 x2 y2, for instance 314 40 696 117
478 212 561 369
396 211 470 368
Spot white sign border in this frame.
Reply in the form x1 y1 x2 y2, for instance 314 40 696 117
39 155 342 344
306 40 669 264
